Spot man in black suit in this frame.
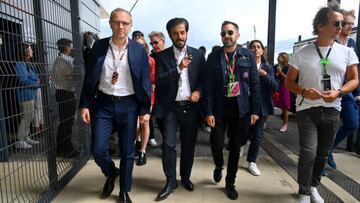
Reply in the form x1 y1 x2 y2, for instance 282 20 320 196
152 17 206 201
79 8 150 203
204 21 261 200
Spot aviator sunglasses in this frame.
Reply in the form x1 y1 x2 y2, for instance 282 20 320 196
331 20 346 28
220 30 234 37
150 41 159 46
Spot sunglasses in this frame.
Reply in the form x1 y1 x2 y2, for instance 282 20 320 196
150 41 159 46
331 20 346 28
110 19 130 27
220 30 234 37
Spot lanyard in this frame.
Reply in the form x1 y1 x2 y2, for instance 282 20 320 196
109 45 128 67
224 49 237 83
314 42 333 75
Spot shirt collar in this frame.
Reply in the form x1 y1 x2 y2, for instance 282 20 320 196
59 53 74 64
110 37 129 51
173 45 187 56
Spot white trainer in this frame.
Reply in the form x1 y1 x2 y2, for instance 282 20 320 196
310 186 324 203
239 147 244 158
15 140 32 149
298 194 311 203
148 138 159 147
248 162 261 176
25 137 40 145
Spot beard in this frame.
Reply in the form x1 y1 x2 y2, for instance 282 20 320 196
223 40 235 48
172 39 186 49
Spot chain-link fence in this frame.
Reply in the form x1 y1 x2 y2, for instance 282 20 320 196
0 0 101 202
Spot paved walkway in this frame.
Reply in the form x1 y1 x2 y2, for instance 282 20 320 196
53 110 360 203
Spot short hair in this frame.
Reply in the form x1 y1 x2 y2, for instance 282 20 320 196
342 9 356 19
312 6 342 35
148 31 165 41
56 38 72 53
132 30 144 39
110 8 132 24
166 18 189 34
248 40 268 64
221 21 239 32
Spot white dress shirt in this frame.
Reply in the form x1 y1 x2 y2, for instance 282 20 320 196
98 38 135 96
173 45 191 101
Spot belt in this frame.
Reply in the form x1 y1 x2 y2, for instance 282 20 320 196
98 91 128 102
175 100 191 106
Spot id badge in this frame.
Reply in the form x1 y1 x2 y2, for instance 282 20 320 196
321 74 331 91
227 81 240 97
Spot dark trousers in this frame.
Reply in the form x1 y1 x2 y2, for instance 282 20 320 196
91 94 138 193
296 107 339 195
149 115 155 139
157 102 200 182
55 89 76 153
210 111 249 185
333 97 358 151
247 116 266 163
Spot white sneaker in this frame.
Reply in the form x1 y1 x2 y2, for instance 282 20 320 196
239 147 244 158
310 186 324 203
298 194 311 203
25 137 40 145
15 140 32 149
202 126 211 133
148 138 159 147
280 124 288 132
248 162 261 176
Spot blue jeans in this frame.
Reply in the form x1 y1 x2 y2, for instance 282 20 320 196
332 94 359 150
296 107 340 195
247 117 266 163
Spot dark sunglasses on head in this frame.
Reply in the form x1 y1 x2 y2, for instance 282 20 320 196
220 30 234 37
150 41 159 46
332 20 346 28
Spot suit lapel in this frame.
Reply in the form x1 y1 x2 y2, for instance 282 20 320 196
93 39 110 79
167 48 178 71
220 48 226 82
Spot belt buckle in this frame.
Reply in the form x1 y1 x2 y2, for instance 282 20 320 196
111 95 121 101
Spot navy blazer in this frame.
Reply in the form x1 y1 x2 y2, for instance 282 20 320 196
258 63 279 117
79 37 151 115
348 38 360 97
152 46 206 118
204 45 261 118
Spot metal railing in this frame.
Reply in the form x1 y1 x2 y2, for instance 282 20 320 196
0 0 91 202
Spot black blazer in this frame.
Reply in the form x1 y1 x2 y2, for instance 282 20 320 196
152 46 206 118
79 37 151 115
204 45 261 118
258 63 279 117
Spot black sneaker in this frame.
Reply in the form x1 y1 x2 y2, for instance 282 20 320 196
213 166 222 183
225 184 238 200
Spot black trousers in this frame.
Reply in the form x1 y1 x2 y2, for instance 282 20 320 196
210 98 249 185
55 89 76 153
157 102 200 182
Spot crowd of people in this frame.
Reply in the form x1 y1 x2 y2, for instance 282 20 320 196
71 4 359 203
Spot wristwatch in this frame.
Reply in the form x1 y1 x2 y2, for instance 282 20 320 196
338 89 345 98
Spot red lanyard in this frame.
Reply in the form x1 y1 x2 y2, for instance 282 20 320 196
224 49 237 83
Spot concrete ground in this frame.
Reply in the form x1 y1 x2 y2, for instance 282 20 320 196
53 109 360 203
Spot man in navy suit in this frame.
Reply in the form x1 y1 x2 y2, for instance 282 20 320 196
152 17 206 201
204 21 261 200
79 8 150 203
